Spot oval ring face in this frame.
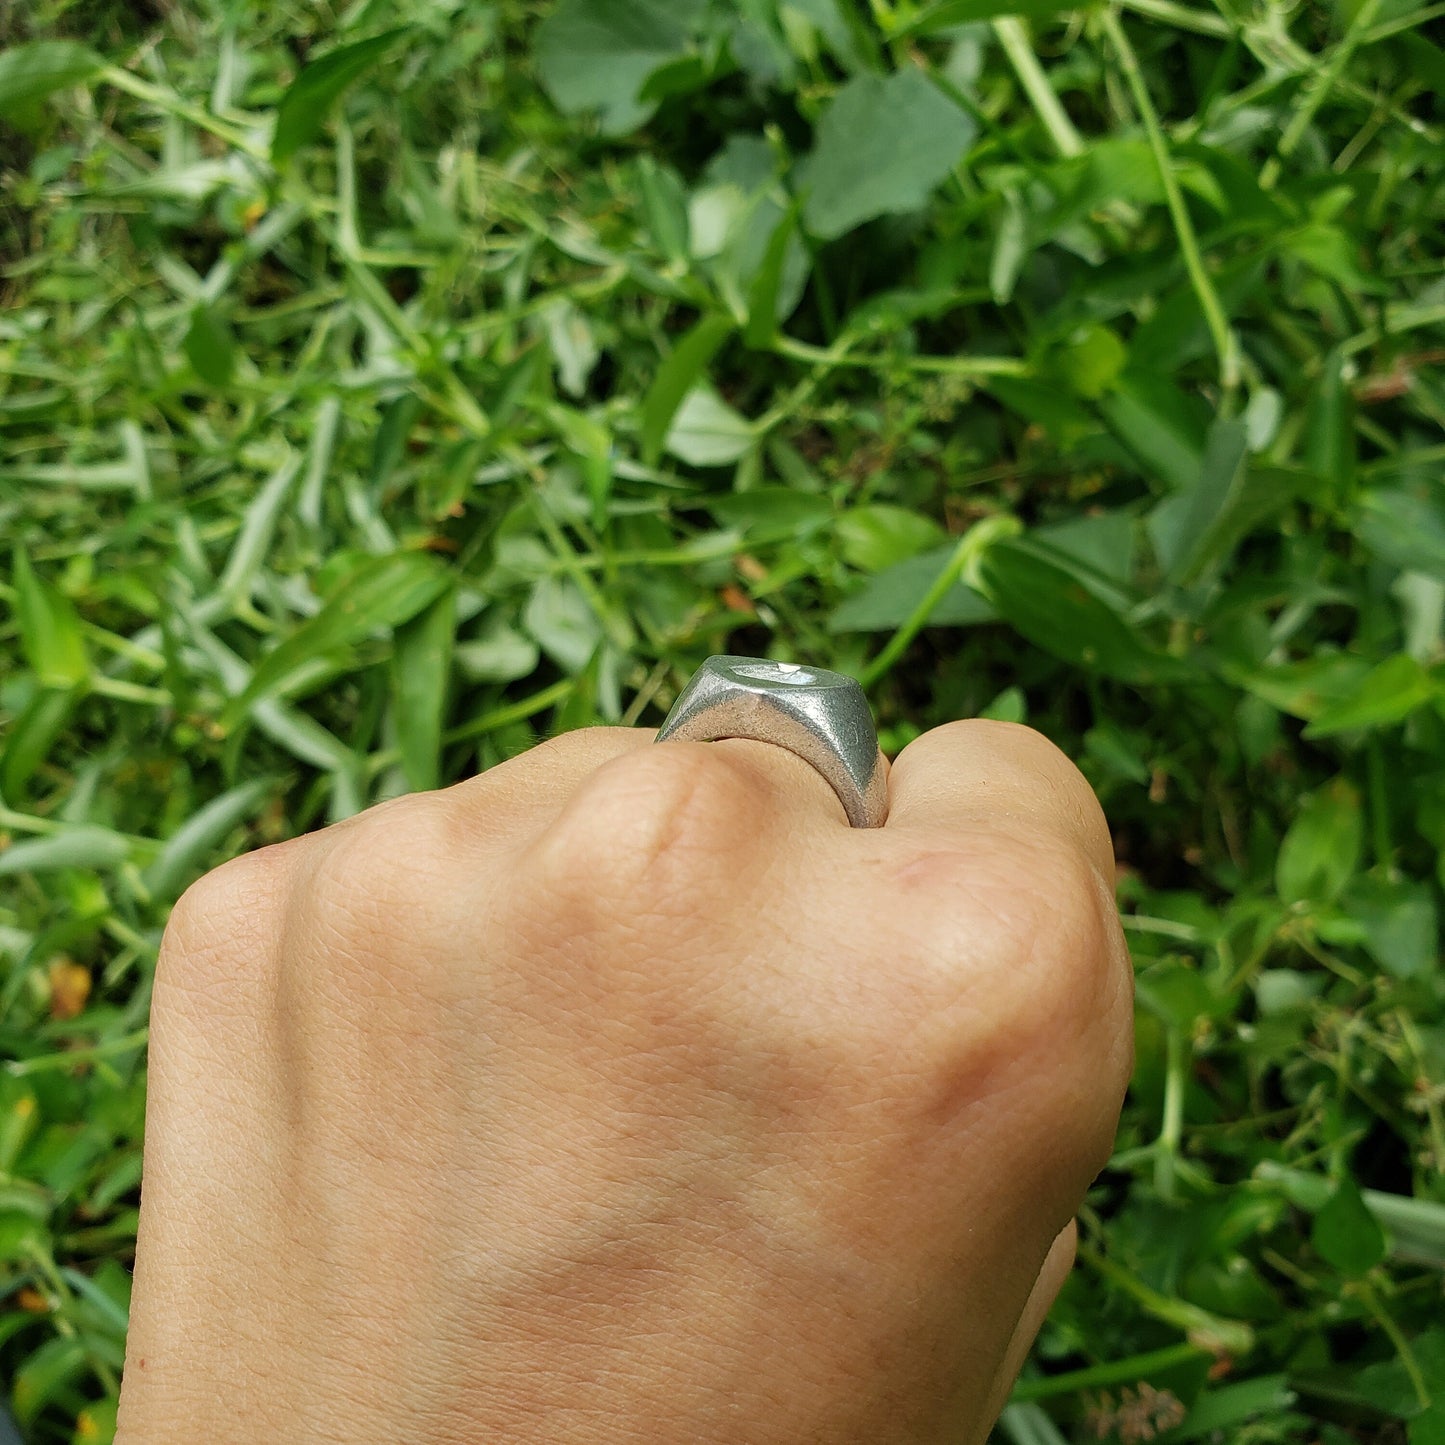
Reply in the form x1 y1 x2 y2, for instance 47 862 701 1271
655 655 888 829
728 662 818 686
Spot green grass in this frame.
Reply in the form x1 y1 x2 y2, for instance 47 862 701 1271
2 0 1444 1440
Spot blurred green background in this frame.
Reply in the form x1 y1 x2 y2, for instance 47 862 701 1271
2 0 1443 1440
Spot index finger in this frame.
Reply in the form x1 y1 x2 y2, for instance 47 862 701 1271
884 720 1116 882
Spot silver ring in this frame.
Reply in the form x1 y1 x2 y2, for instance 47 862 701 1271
654 656 888 828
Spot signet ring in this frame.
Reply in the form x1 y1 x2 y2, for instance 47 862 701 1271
654 656 889 829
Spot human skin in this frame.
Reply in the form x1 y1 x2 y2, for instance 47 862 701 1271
115 719 1133 1444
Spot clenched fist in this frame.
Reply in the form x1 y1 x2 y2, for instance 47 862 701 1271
116 720 1132 1444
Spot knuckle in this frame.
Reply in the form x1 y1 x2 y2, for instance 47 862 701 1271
985 833 1132 1182
158 845 288 998
879 830 1130 1175
994 827 1123 1053
308 793 452 936
531 742 757 903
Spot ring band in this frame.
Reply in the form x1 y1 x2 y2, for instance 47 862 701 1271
654 656 889 828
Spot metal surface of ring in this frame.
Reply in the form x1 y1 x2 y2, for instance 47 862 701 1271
654 655 888 829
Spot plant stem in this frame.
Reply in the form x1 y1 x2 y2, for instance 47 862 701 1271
101 66 262 156
1011 1342 1208 1402
7 1029 150 1076
1356 1281 1432 1410
1077 1240 1256 1356
1155 1026 1186 1201
860 515 1022 690
1260 0 1389 190
993 19 1084 158
1099 7 1240 402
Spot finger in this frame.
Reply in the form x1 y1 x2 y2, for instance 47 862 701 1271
981 1221 1078 1430
885 720 1114 880
708 735 868 829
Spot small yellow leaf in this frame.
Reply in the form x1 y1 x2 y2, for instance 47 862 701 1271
48 957 92 1021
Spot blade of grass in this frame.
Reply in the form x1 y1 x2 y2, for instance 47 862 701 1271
860 515 1023 690
1099 6 1241 402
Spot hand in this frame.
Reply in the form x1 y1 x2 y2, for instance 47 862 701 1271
116 720 1132 1444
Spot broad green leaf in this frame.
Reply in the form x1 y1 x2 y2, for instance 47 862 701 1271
1312 1177 1389 1277
11 1335 88 1426
1035 138 1163 237
0 825 132 878
1354 1329 1445 1420
1401 31 1445 100
836 504 947 572
637 156 690 265
554 643 604 732
272 29 410 165
996 1403 1070 1445
1084 721 1150 785
0 685 79 800
800 69 976 240
1303 653 1438 738
0 41 103 121
1223 652 1373 723
781 0 870 71
523 576 602 674
1040 511 1138 583
1273 1164 1445 1268
534 0 704 134
1136 957 1215 1027
979 687 1027 723
664 386 757 467
1098 371 1208 491
637 52 716 106
1254 969 1325 1016
392 586 457 794
220 552 451 730
641 313 736 466
1411 1403 1445 1445
1287 225 1377 295
1127 255 1269 377
989 190 1027 305
0 1080 40 1173
183 304 236 389
544 300 601 400
829 545 995 632
1358 485 1445 582
1148 416 1250 582
744 205 801 347
696 138 811 331
707 488 833 540
1305 347 1356 499
370 393 423 496
1276 780 1362 906
216 454 304 602
972 538 1187 683
1052 323 1128 400
75 1395 120 1445
987 376 1098 445
1345 875 1438 981
456 614 540 684
12 548 89 689
1170 1376 1298 1439
548 403 613 530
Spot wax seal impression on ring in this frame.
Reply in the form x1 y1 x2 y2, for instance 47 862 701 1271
654 655 888 829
